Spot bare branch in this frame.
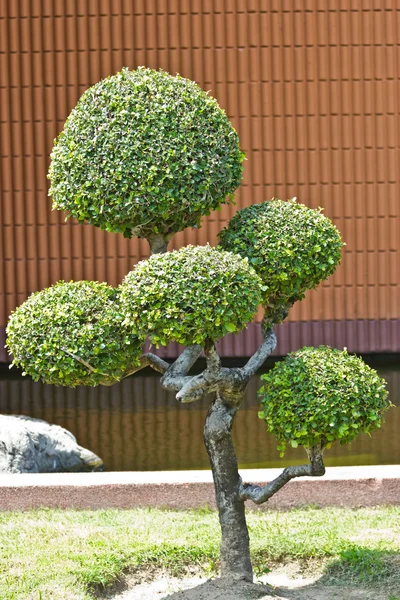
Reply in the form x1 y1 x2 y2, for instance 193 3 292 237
175 369 246 404
160 327 276 405
61 347 96 373
172 343 246 405
160 345 203 394
239 445 325 504
240 301 295 382
175 371 219 402
175 386 206 404
164 345 203 378
61 346 133 387
175 343 222 403
141 353 170 373
239 327 277 382
98 379 118 386
204 340 221 374
121 353 170 379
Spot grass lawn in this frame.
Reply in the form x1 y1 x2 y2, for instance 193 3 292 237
0 506 399 599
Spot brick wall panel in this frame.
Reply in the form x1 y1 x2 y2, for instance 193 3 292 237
1 0 399 361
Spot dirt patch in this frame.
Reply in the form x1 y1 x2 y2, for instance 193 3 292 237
165 578 277 599
99 569 394 600
95 567 208 599
99 576 275 600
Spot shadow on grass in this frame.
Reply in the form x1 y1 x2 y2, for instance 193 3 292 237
164 546 400 600
95 544 400 600
92 543 218 599
318 544 400 600
323 545 400 587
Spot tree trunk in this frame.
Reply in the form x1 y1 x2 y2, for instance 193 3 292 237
203 392 253 582
146 233 170 254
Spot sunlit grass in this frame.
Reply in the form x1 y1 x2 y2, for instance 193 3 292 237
0 506 399 599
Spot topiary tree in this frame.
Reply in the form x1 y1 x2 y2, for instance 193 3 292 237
258 346 389 460
48 67 244 251
218 198 343 324
120 244 263 346
6 281 145 387
6 68 391 592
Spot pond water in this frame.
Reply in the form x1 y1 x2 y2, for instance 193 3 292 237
0 360 399 471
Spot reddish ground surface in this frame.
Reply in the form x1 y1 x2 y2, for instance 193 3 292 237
0 467 399 511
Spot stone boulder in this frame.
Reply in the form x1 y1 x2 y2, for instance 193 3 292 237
0 415 104 473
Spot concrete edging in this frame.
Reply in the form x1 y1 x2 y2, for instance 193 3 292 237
0 466 399 511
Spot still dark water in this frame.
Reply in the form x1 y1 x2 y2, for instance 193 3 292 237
0 361 399 471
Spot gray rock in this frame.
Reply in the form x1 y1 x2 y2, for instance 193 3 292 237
0 415 104 473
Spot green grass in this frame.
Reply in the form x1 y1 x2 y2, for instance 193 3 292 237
0 506 399 599
326 546 397 583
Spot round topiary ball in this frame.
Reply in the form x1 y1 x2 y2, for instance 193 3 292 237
48 67 244 239
218 199 343 323
6 281 144 387
120 244 263 346
258 346 390 456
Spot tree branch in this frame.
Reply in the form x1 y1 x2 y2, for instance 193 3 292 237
95 353 171 386
160 344 203 398
163 344 203 379
238 301 294 384
141 353 170 373
204 340 221 374
239 445 325 504
175 369 219 403
60 348 169 386
174 342 223 403
122 353 170 377
61 348 96 373
239 326 277 382
170 343 247 405
175 367 246 404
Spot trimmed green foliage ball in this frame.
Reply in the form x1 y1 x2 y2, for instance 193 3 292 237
120 244 262 346
258 346 390 456
48 67 244 239
6 281 143 387
218 199 343 323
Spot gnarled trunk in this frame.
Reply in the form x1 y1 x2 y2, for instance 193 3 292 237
147 233 170 254
203 392 253 582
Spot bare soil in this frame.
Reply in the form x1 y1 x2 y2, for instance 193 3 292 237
99 567 393 600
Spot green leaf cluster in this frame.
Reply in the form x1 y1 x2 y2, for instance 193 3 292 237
218 199 343 323
48 67 244 239
258 346 391 456
120 244 262 346
6 281 143 387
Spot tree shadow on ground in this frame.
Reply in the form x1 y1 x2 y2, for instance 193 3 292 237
166 547 400 600
298 546 400 600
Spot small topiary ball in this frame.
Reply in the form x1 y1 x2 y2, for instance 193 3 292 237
48 67 244 239
6 281 144 387
258 346 390 456
120 244 262 346
218 199 343 323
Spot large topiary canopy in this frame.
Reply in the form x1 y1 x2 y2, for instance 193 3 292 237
258 346 390 456
218 199 343 323
120 244 263 346
6 281 144 387
48 67 244 239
